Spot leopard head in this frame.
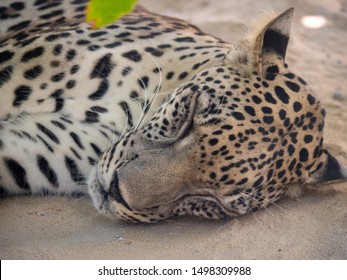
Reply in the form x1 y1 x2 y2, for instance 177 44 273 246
88 8 347 223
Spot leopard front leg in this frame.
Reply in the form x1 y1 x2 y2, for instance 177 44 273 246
0 112 113 196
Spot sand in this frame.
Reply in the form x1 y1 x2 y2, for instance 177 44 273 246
0 0 346 259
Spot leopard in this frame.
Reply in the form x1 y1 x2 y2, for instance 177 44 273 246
0 0 346 223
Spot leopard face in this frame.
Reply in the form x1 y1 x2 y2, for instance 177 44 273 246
88 9 345 223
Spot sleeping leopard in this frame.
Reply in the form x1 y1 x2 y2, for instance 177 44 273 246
0 0 346 223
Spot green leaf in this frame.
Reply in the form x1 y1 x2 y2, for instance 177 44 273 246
86 0 138 29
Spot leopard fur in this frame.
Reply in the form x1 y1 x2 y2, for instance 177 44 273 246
0 0 346 223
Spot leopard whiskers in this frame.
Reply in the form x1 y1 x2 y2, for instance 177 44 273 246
237 189 293 221
132 52 163 132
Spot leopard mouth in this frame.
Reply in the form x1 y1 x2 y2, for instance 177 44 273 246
137 192 241 220
174 193 240 217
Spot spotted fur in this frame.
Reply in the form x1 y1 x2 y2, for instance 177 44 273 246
0 1 346 222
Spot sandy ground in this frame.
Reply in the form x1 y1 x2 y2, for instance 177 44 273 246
1 0 347 259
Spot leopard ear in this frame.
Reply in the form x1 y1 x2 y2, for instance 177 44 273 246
254 8 294 77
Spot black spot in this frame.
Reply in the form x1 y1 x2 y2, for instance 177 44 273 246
144 47 163 57
304 135 313 143
274 86 289 104
64 156 85 184
138 76 149 89
13 85 32 107
50 60 60 67
231 112 245 121
70 64 80 74
289 158 296 171
267 65 279 73
53 44 63 56
236 178 248 186
88 44 101 51
76 39 90 45
37 155 59 188
121 66 132 76
251 95 262 104
174 37 195 43
122 50 142 62
179 72 188 80
36 123 60 144
89 31 108 38
158 44 172 49
115 31 131 38
287 144 295 156
51 120 66 130
221 125 233 130
252 176 264 188
40 9 63 19
263 115 274 124
90 54 114 79
166 72 174 80
45 32 71 42
66 79 76 89
104 42 122 48
66 49 77 60
24 65 43 80
119 101 133 128
21 46 44 62
298 76 307 85
0 50 15 64
85 111 99 123
262 81 269 88
299 148 309 162
265 74 276 81
88 79 109 100
4 158 30 190
40 83 47 90
209 138 218 146
130 90 138 99
264 92 277 104
8 20 31 32
307 94 316 105
293 102 302 112
244 106 256 116
285 81 300 92
276 159 284 169
191 85 199 92
278 170 286 179
284 73 295 80
90 143 102 157
51 72 65 82
70 132 84 149
10 2 25 10
0 65 13 86
279 109 286 120
54 98 64 112
50 88 63 98
261 106 273 114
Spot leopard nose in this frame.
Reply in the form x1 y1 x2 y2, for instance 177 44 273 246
108 170 132 210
